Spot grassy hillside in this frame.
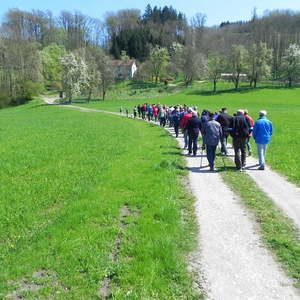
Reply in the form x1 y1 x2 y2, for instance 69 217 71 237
75 81 300 186
0 101 199 299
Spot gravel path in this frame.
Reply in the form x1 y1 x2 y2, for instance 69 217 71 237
43 101 300 299
166 127 299 300
42 97 58 104
226 145 300 229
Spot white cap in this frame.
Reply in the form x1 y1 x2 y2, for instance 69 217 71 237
259 110 267 116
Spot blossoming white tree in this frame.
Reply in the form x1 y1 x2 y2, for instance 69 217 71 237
281 44 300 87
60 53 89 102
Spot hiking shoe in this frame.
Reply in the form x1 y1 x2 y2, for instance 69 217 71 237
258 166 265 170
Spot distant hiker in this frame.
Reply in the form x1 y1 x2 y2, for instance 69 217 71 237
180 108 193 148
120 107 123 115
253 110 273 170
200 110 210 149
187 111 202 156
158 106 167 127
133 106 138 118
172 106 181 137
141 103 147 120
216 107 233 156
153 104 158 122
147 104 153 121
202 112 222 171
244 110 254 156
137 105 141 118
125 108 129 117
230 109 251 171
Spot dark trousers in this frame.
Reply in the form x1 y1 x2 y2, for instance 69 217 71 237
206 145 217 168
233 137 247 169
188 133 199 155
160 117 166 127
174 123 179 137
220 132 229 154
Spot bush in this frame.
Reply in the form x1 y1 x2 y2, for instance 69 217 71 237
0 90 10 109
23 81 44 100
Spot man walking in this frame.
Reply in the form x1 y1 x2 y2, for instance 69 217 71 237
244 110 254 156
180 108 193 148
253 110 273 170
172 106 181 137
216 107 233 155
230 109 251 171
187 111 202 156
203 112 222 171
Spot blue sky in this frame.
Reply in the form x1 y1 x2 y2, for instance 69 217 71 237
0 0 299 26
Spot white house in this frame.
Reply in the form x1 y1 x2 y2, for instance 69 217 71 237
112 60 137 79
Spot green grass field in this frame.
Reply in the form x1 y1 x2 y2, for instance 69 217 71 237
75 81 300 186
0 101 199 299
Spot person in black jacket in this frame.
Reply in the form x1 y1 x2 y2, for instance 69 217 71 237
216 107 233 155
230 109 251 171
187 111 202 156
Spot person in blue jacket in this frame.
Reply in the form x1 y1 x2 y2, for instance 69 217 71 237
253 110 273 170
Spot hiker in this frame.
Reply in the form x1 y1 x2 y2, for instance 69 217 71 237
180 108 193 148
216 107 233 156
147 104 153 121
153 104 158 122
172 106 181 137
119 107 123 115
202 112 222 171
133 106 138 118
141 103 147 120
200 110 210 149
186 111 202 156
125 108 129 117
158 106 167 127
253 110 273 170
230 109 251 171
244 110 254 156
137 105 141 118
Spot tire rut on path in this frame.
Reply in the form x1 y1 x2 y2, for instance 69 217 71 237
45 102 300 299
226 145 300 229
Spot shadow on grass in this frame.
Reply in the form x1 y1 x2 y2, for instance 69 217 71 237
187 85 299 96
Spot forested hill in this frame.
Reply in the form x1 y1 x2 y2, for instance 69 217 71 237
1 5 300 107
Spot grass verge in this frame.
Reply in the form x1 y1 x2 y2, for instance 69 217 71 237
0 100 200 299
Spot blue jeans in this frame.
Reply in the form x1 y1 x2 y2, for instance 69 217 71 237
246 136 252 153
184 130 189 148
206 145 217 168
257 144 268 167
220 132 229 154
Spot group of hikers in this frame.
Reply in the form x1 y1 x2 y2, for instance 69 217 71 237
122 104 273 172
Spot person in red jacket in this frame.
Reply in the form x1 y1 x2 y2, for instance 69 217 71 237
153 104 158 122
180 108 193 148
244 110 254 156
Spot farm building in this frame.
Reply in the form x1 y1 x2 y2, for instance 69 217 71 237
112 60 137 79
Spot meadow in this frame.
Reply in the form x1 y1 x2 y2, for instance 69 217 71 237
0 101 199 299
75 81 300 186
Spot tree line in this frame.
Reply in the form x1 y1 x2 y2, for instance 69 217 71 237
0 6 300 107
